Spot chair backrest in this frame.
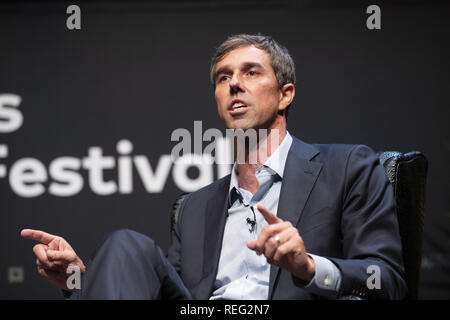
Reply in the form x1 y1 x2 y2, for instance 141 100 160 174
378 151 428 299
170 151 428 299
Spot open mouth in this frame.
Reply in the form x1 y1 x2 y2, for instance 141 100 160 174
231 102 247 110
229 100 249 114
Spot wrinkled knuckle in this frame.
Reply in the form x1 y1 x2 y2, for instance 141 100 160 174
272 251 279 261
262 225 271 234
277 247 286 257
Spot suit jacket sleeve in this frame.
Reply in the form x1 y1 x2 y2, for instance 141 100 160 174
327 144 407 299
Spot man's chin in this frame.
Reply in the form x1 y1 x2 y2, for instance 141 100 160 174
224 120 254 131
226 126 254 132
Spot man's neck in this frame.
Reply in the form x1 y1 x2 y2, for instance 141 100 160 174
235 128 286 194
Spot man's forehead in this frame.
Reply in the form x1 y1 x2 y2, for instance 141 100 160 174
215 45 270 70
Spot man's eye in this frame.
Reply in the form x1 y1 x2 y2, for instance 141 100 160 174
218 76 228 83
248 70 257 76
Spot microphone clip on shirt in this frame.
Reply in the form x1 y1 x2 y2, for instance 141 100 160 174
245 204 257 233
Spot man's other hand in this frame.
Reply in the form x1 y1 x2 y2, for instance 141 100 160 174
20 229 85 291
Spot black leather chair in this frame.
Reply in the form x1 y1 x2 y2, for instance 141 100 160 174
170 151 428 300
378 151 428 299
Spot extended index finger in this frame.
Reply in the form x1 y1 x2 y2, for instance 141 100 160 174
21 229 56 245
257 204 282 225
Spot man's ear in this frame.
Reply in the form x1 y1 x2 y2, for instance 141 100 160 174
279 83 295 112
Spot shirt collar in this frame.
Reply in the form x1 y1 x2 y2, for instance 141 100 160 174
263 130 292 179
228 131 293 197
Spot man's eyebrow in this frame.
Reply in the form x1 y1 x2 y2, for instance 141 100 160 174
214 66 232 79
241 62 263 70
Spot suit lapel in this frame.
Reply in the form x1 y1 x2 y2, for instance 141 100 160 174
194 176 230 299
268 137 323 299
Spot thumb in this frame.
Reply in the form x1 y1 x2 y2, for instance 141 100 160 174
246 239 257 250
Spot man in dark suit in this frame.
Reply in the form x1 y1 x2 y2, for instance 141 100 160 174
22 34 407 300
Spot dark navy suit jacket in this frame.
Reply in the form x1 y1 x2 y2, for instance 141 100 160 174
167 136 407 299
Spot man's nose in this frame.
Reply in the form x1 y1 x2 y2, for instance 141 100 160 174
229 74 243 94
